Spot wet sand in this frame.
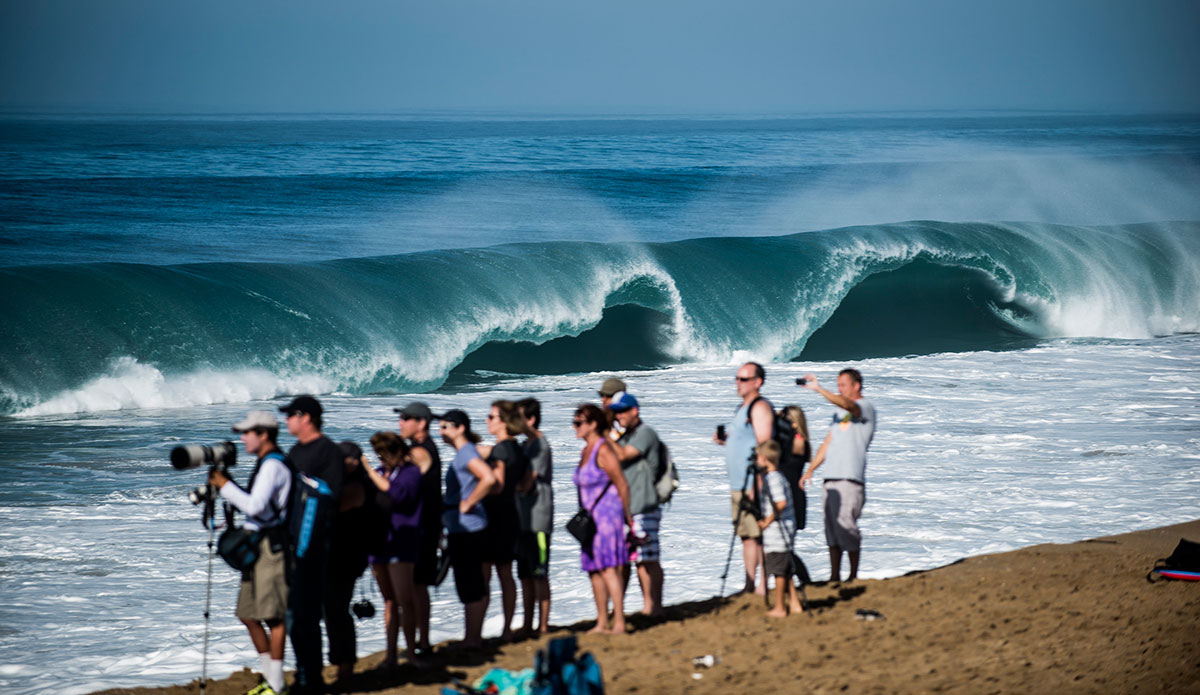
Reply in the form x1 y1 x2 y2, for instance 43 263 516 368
98 519 1200 695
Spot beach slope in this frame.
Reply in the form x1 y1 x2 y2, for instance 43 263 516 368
100 520 1200 695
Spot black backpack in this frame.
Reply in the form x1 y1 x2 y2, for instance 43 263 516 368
747 397 807 530
1147 538 1200 582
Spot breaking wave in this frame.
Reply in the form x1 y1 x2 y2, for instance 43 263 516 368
2 220 1198 415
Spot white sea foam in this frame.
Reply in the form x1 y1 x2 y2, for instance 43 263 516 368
13 357 336 417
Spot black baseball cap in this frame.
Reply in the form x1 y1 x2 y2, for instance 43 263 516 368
394 402 433 420
279 395 322 417
433 408 471 428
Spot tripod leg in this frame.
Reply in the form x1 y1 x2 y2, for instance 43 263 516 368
201 520 215 695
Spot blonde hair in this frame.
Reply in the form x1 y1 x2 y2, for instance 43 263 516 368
782 405 809 442
756 439 781 466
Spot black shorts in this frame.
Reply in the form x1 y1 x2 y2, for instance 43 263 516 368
448 531 486 604
481 520 517 565
765 551 794 578
412 528 440 586
516 531 551 580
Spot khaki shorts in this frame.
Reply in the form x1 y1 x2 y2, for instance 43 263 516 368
235 534 288 622
729 491 762 540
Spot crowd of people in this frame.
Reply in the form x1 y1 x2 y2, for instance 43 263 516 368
208 364 875 694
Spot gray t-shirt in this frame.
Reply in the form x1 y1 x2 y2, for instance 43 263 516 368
617 422 661 516
821 397 876 483
518 435 554 533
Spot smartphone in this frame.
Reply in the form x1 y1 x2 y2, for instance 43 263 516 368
716 424 727 441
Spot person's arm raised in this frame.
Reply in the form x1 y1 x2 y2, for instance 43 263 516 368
802 374 860 418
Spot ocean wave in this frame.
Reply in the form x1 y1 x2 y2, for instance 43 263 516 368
2 220 1198 416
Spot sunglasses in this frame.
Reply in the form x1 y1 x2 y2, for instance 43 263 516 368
571 419 587 427
735 376 757 382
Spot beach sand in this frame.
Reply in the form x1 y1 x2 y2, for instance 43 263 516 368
100 519 1200 695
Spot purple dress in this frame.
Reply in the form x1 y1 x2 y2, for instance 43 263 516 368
573 441 629 572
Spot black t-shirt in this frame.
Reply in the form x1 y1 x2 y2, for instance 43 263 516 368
288 434 344 500
413 435 443 532
483 438 529 533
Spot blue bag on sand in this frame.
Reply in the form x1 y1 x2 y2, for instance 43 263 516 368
532 636 605 695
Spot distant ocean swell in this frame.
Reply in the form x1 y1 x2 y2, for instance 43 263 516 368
2 220 1197 416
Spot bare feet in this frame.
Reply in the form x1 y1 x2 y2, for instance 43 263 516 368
609 622 626 634
766 608 787 618
788 602 804 614
586 623 609 634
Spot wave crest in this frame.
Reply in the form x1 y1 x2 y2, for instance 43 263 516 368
2 220 1197 416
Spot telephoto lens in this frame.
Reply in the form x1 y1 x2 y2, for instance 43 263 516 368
170 441 237 470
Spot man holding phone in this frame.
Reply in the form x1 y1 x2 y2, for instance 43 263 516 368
800 369 876 584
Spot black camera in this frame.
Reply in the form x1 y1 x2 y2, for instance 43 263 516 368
352 599 376 620
795 377 807 386
171 441 237 472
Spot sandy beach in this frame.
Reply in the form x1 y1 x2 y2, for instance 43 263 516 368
98 519 1200 695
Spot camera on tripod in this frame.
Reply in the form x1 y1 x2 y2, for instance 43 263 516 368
170 441 237 507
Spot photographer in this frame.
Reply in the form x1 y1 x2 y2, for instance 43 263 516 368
209 410 290 695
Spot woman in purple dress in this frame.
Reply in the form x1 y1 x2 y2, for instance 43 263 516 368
364 431 430 668
571 404 634 634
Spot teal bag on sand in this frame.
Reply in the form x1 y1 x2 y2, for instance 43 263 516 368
532 636 605 695
477 668 535 695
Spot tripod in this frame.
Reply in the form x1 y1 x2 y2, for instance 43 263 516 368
717 462 760 613
197 486 225 695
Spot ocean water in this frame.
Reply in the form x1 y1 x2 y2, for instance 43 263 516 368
1 113 1199 694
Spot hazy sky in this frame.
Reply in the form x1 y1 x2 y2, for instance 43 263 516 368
2 0 1198 114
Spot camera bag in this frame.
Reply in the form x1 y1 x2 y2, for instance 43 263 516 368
218 526 263 573
566 480 612 554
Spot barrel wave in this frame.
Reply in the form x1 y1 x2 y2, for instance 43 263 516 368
2 221 1197 416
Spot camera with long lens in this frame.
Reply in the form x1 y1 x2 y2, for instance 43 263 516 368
171 441 238 472
170 441 237 521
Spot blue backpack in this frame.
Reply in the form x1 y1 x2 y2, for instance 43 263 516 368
532 636 604 695
284 459 335 561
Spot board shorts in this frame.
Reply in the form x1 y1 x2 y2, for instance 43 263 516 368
730 491 762 540
823 479 865 552
236 534 288 622
630 508 661 564
516 531 551 580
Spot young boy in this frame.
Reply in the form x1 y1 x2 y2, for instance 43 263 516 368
756 440 803 618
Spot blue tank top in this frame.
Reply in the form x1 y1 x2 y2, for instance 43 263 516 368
725 400 762 490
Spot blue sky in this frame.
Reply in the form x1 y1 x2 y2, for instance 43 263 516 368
1 0 1197 114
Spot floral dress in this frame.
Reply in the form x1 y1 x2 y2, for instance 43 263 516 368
573 441 629 571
